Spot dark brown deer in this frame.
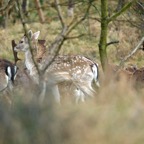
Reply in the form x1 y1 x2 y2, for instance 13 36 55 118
0 41 18 106
0 58 17 92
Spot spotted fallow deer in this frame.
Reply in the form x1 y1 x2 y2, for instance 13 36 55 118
0 59 17 92
14 30 100 103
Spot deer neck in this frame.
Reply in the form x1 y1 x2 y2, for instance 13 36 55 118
25 49 39 84
25 50 34 71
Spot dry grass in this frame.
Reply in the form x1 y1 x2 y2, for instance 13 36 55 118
0 11 144 144
1 78 144 144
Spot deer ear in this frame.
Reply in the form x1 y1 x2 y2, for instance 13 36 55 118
32 31 40 40
28 30 33 39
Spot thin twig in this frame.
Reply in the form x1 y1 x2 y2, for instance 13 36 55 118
41 27 67 73
41 1 94 73
106 40 119 47
67 0 93 35
137 1 144 10
88 16 101 22
119 37 144 67
55 0 65 28
108 0 137 23
0 0 15 12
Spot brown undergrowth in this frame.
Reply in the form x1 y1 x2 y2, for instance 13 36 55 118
0 12 144 144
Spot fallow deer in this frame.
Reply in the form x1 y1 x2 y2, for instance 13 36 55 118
11 40 35 89
14 30 100 103
0 59 17 92
35 38 100 103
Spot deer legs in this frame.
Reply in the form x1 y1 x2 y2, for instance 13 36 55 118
51 84 61 103
39 81 47 104
74 88 85 103
39 82 61 104
39 81 92 104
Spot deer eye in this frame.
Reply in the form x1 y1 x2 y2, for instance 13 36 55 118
20 41 23 43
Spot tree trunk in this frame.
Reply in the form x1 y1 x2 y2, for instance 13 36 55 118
67 0 74 17
34 0 45 23
0 0 7 28
99 0 136 71
21 0 29 16
99 0 108 71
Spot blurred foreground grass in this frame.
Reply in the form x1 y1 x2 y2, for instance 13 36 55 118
0 12 144 144
0 78 144 144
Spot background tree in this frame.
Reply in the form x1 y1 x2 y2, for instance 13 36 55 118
21 0 29 16
99 0 137 71
34 0 45 23
67 0 74 17
116 0 126 11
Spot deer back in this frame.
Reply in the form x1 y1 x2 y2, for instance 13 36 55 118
44 55 98 85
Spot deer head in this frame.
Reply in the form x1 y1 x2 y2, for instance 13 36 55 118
14 30 40 52
14 30 41 85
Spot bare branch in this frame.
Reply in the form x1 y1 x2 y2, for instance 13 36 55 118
137 1 144 10
34 0 45 23
88 16 101 22
67 1 93 35
40 1 94 73
119 37 144 67
55 0 65 28
16 0 40 75
0 0 15 12
106 40 119 47
108 0 137 23
41 27 67 73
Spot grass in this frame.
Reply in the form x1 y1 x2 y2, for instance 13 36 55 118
0 3 144 143
1 81 144 144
